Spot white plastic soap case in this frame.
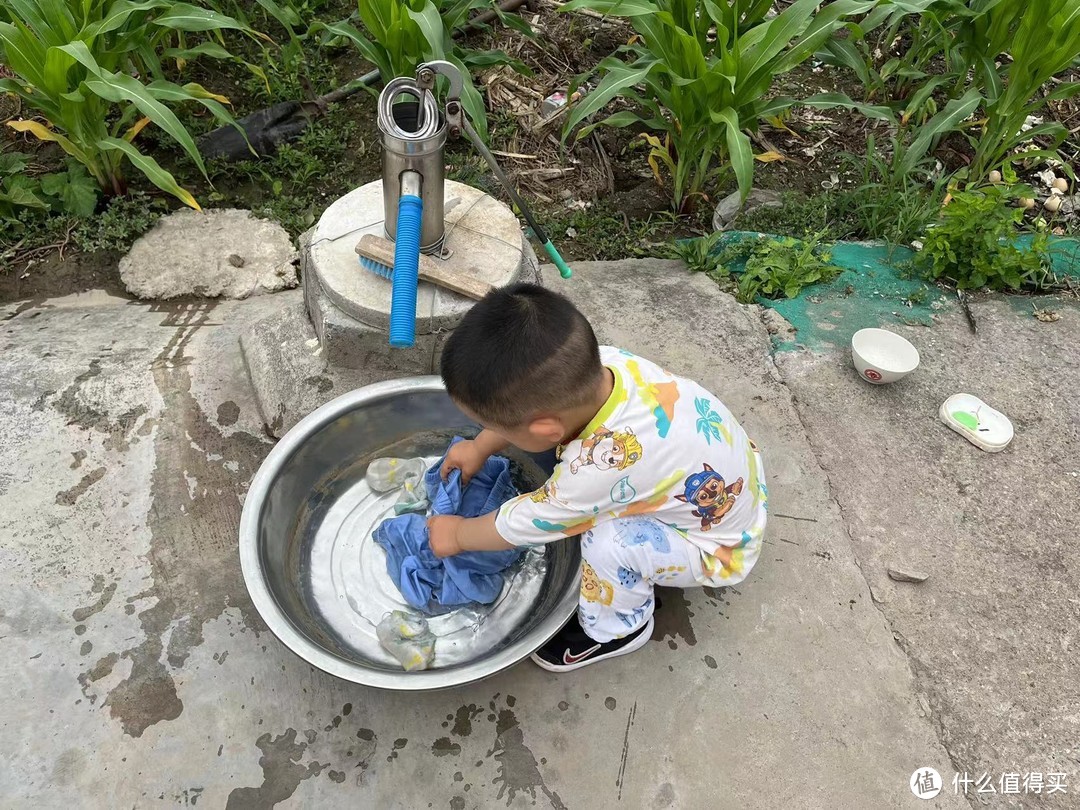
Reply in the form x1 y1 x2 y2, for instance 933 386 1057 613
939 393 1014 452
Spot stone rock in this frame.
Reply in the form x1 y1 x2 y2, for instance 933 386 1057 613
120 208 297 300
887 566 930 584
713 188 784 232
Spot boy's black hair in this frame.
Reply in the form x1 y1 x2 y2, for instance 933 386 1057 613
440 283 602 427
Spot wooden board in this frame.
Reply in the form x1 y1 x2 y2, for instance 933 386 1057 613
354 234 494 301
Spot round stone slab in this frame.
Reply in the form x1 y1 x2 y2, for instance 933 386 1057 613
308 180 528 335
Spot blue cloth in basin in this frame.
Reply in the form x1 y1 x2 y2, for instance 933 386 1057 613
374 438 521 612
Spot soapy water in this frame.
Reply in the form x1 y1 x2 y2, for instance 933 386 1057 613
303 455 548 669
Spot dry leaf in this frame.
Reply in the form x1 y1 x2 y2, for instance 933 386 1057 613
1033 307 1061 323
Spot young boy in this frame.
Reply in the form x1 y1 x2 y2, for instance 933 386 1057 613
428 283 767 671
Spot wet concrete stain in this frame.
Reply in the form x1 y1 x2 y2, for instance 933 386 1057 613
432 737 462 757
77 652 119 704
450 798 465 810
78 302 270 738
490 708 566 809
452 704 482 737
226 729 326 809
216 400 240 426
354 728 377 771
652 586 697 649
387 738 408 762
605 697 617 710
80 641 92 655
704 655 718 669
327 770 346 783
70 450 86 469
55 466 107 506
50 358 151 452
304 374 334 394
72 578 117 622
557 701 569 712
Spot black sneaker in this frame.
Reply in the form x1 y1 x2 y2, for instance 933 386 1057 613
530 614 654 672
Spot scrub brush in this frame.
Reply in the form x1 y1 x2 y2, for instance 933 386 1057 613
355 234 494 301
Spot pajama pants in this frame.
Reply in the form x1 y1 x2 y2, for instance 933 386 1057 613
577 517 702 643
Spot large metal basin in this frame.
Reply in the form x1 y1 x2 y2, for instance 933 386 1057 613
239 377 579 690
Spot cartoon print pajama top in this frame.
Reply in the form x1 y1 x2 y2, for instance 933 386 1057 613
495 346 768 641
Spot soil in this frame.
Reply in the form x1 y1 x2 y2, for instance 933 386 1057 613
0 250 127 305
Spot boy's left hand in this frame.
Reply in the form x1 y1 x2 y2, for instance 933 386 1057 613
428 515 464 558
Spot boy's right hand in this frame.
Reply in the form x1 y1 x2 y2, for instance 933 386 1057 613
440 439 487 486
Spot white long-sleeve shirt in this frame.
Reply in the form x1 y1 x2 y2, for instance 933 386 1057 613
495 346 767 585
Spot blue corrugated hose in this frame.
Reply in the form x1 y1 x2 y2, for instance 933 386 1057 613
389 193 423 347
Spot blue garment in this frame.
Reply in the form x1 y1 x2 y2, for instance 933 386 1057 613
374 438 521 612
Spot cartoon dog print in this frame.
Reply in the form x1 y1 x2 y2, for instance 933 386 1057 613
570 425 643 474
580 562 615 606
675 463 743 531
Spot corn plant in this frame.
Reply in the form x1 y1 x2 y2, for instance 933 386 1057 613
969 0 1080 178
818 0 952 122
824 0 1080 179
560 0 890 213
316 0 531 142
0 0 255 209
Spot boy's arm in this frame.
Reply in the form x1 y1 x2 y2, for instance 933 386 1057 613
429 511 591 558
429 512 511 556
473 429 511 456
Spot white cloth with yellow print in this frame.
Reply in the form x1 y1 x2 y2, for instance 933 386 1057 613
495 347 767 640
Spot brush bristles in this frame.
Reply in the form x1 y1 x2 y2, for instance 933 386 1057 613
358 255 393 279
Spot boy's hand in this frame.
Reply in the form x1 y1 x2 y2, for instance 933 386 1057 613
428 515 464 558
440 439 487 486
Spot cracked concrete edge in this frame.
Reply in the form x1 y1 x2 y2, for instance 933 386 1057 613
756 307 975 805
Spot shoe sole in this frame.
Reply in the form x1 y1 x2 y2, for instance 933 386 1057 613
530 617 655 673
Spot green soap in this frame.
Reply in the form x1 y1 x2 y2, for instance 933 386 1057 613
952 411 979 431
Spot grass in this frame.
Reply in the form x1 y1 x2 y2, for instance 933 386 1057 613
538 202 699 261
732 191 858 240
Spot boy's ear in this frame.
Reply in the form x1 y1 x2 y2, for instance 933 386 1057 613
528 416 565 444
674 494 688 502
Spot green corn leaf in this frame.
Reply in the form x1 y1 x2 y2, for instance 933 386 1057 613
903 88 982 174
558 0 659 16
1044 81 1080 103
974 55 1003 103
152 3 261 36
312 20 391 80
903 75 950 120
83 0 170 39
0 20 48 89
162 41 234 61
254 0 300 33
408 1 448 55
98 137 201 209
797 92 895 122
3 0 72 46
712 108 752 202
144 80 245 142
818 37 872 86
564 59 656 140
62 41 208 177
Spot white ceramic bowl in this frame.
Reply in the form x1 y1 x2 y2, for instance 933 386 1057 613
851 328 920 384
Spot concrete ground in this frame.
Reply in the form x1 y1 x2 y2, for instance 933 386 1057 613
1 259 1076 809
